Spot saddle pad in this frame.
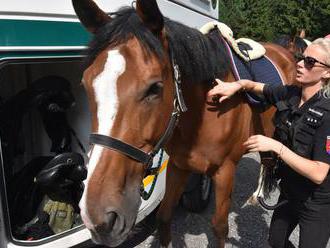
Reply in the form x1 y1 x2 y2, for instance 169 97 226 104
223 39 284 107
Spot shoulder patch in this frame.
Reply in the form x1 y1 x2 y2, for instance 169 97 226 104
327 136 330 155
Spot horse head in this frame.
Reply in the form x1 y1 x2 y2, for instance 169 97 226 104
73 0 175 246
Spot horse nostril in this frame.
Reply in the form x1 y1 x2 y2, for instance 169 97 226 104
94 211 118 234
106 211 117 231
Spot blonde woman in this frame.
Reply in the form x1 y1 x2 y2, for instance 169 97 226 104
208 38 330 248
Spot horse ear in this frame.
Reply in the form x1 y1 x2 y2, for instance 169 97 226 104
72 0 111 34
299 29 306 39
136 0 164 36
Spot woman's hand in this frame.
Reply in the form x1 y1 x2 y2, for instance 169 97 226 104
208 79 242 103
243 135 282 153
208 79 245 103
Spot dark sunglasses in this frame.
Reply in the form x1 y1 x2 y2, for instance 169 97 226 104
294 53 330 70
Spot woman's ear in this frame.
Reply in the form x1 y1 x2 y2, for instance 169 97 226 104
321 69 330 81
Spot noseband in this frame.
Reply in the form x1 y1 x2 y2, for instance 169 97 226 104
89 56 187 200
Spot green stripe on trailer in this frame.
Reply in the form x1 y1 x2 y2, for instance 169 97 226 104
0 19 90 47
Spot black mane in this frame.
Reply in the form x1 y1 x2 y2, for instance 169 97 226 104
86 7 229 84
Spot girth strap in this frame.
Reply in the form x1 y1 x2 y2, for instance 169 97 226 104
90 134 152 165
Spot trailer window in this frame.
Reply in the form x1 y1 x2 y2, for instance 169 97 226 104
0 58 90 243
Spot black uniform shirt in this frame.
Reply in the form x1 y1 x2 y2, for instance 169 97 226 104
263 84 330 200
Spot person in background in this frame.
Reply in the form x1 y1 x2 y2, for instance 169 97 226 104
208 38 330 248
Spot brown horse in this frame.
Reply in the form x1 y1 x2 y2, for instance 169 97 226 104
274 29 311 56
73 0 296 247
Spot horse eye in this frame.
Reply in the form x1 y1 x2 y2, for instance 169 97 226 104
144 81 163 101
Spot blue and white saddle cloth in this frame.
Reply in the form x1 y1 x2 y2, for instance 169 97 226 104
223 40 284 107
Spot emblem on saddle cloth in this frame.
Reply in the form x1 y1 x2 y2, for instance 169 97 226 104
326 136 330 155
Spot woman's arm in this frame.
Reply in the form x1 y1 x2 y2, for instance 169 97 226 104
207 79 265 103
277 144 330 185
237 79 265 95
244 135 330 185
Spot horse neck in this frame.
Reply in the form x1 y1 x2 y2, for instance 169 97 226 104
167 88 249 172
164 79 204 154
164 29 255 165
166 30 231 137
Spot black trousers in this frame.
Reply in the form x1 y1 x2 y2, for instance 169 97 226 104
268 194 330 248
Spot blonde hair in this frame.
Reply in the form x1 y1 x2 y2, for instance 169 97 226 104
312 38 330 98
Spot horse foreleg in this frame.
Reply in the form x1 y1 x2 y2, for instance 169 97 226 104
156 159 190 247
212 159 236 248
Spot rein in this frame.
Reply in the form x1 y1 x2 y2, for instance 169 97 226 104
89 55 187 200
255 173 289 210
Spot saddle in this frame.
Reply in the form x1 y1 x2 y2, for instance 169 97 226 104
34 152 87 206
200 21 266 61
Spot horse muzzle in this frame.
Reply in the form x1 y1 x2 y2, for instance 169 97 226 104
81 193 141 247
89 210 130 247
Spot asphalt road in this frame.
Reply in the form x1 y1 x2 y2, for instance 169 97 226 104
137 153 330 248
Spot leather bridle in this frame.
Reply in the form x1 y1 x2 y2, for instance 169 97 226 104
89 55 187 200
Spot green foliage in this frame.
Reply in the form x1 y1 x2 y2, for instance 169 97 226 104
218 0 330 41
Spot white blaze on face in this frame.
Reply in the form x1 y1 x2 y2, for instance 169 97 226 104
79 50 126 228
